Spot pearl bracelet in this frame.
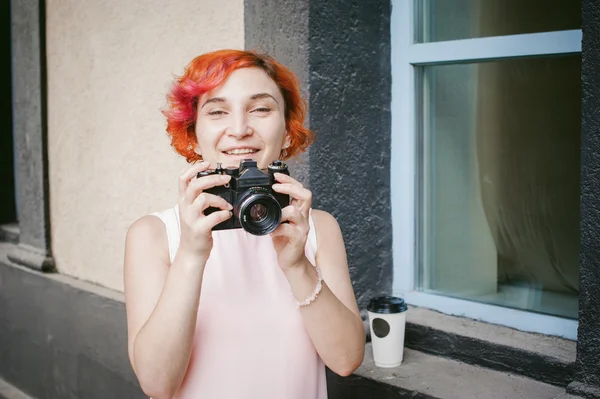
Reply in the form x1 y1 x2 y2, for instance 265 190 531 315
294 265 323 308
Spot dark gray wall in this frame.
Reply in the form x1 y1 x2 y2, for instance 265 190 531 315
245 0 393 312
0 257 145 399
568 0 600 398
245 0 311 186
307 0 392 311
9 0 54 271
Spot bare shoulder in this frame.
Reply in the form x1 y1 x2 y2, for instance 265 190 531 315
125 214 170 267
127 214 167 241
311 209 342 236
310 208 346 255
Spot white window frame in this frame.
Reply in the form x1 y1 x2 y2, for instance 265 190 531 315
390 0 582 340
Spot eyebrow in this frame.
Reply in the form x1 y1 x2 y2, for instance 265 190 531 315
200 92 279 109
200 97 226 109
250 93 278 104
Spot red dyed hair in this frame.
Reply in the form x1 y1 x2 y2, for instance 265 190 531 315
162 49 314 163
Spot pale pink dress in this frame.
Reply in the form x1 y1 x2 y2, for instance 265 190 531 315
150 205 328 399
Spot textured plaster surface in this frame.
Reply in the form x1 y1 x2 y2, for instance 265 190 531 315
45 0 244 290
307 0 393 311
572 0 600 396
245 0 311 186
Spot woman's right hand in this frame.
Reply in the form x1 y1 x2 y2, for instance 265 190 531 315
177 161 233 263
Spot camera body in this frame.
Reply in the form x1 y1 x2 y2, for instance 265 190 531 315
198 159 290 235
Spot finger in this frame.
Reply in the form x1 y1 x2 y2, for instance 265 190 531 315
281 205 305 225
200 209 233 231
272 183 312 210
273 172 298 184
179 161 210 199
291 197 302 206
270 222 296 239
185 174 231 204
272 182 310 199
272 173 307 197
192 192 233 213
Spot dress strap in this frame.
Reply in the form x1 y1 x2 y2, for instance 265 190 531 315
307 208 318 255
150 205 181 263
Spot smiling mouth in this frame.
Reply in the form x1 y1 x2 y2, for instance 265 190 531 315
223 148 259 155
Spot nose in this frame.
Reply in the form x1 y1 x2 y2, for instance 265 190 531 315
227 112 253 139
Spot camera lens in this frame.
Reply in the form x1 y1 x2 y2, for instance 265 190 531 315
249 203 268 222
237 189 282 236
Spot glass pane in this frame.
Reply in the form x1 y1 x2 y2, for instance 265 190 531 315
415 0 581 43
418 55 581 319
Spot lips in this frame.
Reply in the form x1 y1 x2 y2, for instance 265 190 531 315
222 148 259 155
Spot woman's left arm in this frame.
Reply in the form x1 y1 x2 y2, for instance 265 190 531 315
271 174 366 377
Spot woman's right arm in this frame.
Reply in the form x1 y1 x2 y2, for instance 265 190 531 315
124 162 232 399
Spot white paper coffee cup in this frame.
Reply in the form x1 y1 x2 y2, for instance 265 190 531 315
367 296 408 368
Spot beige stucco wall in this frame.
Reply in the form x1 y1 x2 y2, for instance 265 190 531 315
46 0 244 292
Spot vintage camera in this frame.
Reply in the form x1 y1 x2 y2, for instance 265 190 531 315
197 159 290 235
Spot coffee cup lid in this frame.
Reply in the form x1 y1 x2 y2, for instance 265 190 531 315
367 296 408 314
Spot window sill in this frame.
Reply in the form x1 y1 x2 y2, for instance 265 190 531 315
403 291 578 340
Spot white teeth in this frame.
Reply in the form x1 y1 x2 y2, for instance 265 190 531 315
225 148 257 155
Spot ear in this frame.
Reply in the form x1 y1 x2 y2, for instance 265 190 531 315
282 134 291 149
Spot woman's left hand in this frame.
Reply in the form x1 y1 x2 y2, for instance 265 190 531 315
270 173 312 271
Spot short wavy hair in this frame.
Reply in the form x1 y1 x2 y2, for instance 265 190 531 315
162 49 314 163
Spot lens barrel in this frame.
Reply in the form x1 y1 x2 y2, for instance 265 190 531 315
237 188 282 235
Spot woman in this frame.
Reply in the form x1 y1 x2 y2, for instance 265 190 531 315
124 49 365 399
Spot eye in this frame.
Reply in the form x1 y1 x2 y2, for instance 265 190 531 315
252 107 272 113
208 110 227 116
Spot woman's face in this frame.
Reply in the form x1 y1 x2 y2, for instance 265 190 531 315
195 67 288 170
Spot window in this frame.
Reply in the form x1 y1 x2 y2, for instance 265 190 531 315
391 0 581 339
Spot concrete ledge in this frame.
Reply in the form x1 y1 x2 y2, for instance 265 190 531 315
334 344 564 399
6 243 55 272
566 381 600 399
0 378 32 399
0 224 18 245
553 393 585 399
327 367 436 399
404 307 576 387
0 243 144 399
0 241 579 399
